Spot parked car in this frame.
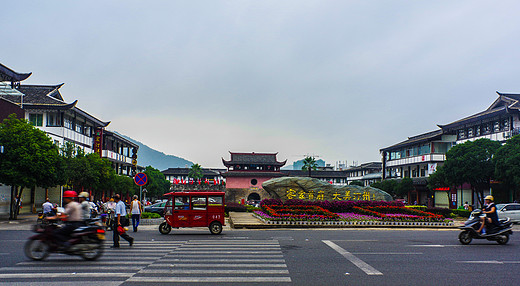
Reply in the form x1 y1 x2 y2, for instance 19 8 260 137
496 203 520 223
144 201 166 216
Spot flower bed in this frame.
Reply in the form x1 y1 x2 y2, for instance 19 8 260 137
352 206 449 222
259 205 340 221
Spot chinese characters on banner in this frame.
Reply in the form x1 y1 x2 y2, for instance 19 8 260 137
93 128 103 156
285 189 375 201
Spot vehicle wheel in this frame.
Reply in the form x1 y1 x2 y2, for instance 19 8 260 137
459 230 472 245
497 234 509 245
209 221 222 235
159 222 171 235
81 244 104 260
24 239 50 260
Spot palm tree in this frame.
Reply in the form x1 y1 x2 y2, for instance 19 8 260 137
301 156 318 177
188 163 203 181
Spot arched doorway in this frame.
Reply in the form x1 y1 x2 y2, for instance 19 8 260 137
247 192 261 202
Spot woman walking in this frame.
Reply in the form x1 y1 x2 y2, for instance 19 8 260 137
130 195 143 232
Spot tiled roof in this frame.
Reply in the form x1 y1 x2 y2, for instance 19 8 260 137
17 84 65 101
222 152 287 167
380 130 443 152
221 171 285 177
0 63 31 82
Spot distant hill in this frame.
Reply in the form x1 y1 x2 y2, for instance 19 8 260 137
114 132 193 171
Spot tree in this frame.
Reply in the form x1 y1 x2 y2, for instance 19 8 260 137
188 163 203 180
301 156 318 177
371 179 398 198
427 165 452 205
0 114 62 219
436 138 501 207
144 166 171 200
494 135 520 202
349 180 364 186
396 177 415 198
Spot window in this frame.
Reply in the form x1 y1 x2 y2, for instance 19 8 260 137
75 123 83 134
493 121 500 132
467 127 474 137
475 125 481 137
46 113 61 126
64 117 73 129
209 196 223 206
174 196 190 210
29 114 43 126
192 196 207 210
483 123 491 134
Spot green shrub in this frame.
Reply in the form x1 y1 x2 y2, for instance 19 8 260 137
141 212 161 219
406 205 427 210
246 205 261 212
452 209 471 218
225 202 247 213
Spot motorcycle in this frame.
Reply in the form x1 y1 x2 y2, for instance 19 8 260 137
25 219 106 261
458 209 513 245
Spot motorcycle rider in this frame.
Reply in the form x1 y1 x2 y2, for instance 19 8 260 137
78 192 91 220
477 195 499 234
46 190 83 248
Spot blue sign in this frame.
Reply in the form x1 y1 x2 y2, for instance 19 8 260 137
134 172 148 186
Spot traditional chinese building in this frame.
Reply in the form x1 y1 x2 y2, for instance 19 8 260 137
0 62 139 215
221 152 287 203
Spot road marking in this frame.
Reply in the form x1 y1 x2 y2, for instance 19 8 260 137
139 269 290 274
165 254 285 258
127 277 292 283
455 260 520 264
168 251 283 254
333 240 378 242
177 247 281 251
149 263 288 268
408 244 461 247
17 261 150 266
323 240 383 276
0 273 132 278
352 252 423 255
160 258 286 262
0 266 143 271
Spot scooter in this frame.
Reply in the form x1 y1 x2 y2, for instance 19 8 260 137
25 219 106 261
458 209 513 245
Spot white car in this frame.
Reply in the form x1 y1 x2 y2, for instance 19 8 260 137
496 203 520 223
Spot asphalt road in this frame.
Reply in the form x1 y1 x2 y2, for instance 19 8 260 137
1 223 519 286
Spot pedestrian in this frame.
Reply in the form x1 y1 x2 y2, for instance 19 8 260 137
463 201 469 210
129 195 142 232
112 194 134 248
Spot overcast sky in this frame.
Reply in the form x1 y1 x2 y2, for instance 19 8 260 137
2 1 520 168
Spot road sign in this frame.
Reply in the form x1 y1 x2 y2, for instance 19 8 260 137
134 172 148 186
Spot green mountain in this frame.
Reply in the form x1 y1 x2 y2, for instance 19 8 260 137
114 132 193 171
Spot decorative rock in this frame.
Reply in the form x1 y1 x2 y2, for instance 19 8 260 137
262 177 393 201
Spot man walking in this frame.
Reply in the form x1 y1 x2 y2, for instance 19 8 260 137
112 194 134 248
129 195 142 232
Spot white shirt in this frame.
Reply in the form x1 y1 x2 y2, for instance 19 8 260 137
131 200 141 214
115 201 127 216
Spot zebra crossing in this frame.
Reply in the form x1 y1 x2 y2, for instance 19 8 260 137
0 240 291 285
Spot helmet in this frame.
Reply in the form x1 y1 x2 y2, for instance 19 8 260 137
484 195 494 201
109 198 114 202
78 192 89 198
63 190 77 198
